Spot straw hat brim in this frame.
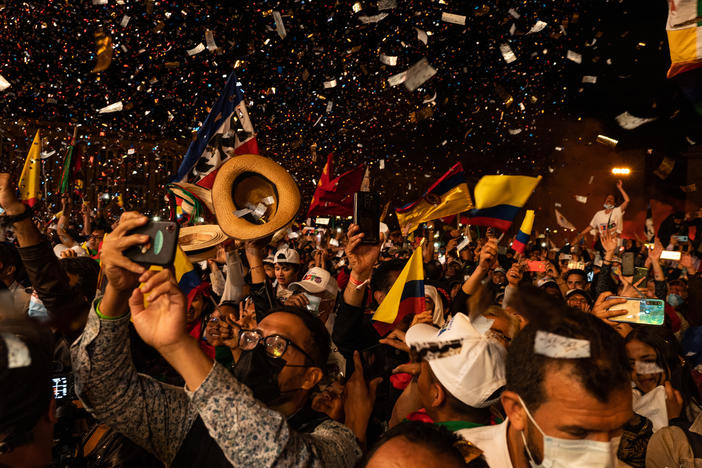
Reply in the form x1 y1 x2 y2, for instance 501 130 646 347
212 154 301 240
179 224 228 252
184 247 217 263
169 182 215 214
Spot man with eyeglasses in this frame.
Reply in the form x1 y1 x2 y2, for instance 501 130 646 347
71 212 362 467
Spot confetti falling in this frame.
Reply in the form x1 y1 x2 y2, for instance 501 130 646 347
0 0 698 223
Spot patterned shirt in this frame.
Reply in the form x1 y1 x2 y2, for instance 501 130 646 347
70 299 362 467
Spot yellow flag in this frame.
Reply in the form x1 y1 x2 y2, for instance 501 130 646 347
19 130 42 207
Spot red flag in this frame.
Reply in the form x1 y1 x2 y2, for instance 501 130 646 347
307 154 365 217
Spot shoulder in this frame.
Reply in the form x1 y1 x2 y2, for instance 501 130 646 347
309 420 362 467
457 420 505 442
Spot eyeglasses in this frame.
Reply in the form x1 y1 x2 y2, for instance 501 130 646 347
236 328 317 367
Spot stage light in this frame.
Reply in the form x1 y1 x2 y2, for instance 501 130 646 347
611 167 631 175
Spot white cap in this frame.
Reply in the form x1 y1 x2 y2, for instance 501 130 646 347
263 253 276 265
274 248 300 265
289 267 339 299
405 313 506 408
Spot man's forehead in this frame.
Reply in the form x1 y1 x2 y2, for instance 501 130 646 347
537 364 632 430
259 312 307 338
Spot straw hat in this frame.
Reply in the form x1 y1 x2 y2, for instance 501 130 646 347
211 154 301 240
168 182 215 215
179 224 228 262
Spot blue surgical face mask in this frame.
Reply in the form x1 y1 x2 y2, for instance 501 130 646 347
27 295 49 322
604 203 615 210
667 293 684 308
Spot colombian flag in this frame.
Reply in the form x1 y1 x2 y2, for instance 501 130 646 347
19 130 42 207
467 175 541 231
395 163 473 235
666 0 702 79
512 210 534 254
149 245 202 302
372 245 424 336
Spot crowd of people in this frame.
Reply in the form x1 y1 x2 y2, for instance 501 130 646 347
1 169 702 468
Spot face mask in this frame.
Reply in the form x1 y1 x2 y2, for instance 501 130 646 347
518 396 619 468
27 294 49 322
603 203 615 210
233 344 287 404
667 293 683 308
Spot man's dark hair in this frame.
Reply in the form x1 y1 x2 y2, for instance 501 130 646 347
565 269 587 283
363 421 474 467
370 259 405 294
59 257 100 301
506 308 631 410
268 305 331 369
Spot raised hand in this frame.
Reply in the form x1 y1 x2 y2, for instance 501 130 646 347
100 212 149 291
0 173 26 215
129 269 188 354
379 329 409 353
346 224 382 277
478 238 498 271
600 228 618 258
648 238 663 262
344 351 383 446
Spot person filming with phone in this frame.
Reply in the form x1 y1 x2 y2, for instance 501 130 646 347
70 212 365 467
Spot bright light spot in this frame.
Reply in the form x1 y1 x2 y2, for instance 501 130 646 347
611 167 631 175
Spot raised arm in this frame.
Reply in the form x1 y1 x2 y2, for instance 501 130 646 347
70 212 197 465
617 180 630 212
56 194 76 248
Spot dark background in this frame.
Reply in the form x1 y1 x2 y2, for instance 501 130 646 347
0 0 700 236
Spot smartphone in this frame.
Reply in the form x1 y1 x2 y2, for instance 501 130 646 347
672 235 689 243
567 261 586 270
124 220 179 266
622 252 635 277
606 297 665 325
660 250 682 261
353 192 379 245
633 267 648 287
52 374 73 400
527 260 546 272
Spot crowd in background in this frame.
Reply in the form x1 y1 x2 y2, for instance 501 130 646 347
1 171 702 468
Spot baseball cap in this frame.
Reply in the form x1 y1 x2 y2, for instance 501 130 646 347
274 248 300 265
566 289 592 304
289 267 339 298
263 253 276 265
405 313 506 408
537 278 559 289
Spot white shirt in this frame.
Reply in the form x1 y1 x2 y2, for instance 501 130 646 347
458 420 513 468
589 206 624 235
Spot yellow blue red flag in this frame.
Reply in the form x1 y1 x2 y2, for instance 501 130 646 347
666 0 702 78
467 175 541 231
372 245 424 336
395 162 473 234
512 210 535 254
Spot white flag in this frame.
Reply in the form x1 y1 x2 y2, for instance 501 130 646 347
554 209 576 230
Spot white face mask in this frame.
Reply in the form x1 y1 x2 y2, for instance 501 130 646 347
603 203 615 210
518 396 620 468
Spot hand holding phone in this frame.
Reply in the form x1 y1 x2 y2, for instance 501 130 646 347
606 296 664 325
124 220 179 266
354 192 380 245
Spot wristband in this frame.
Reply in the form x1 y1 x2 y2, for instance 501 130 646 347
349 275 369 289
94 299 129 321
0 204 32 227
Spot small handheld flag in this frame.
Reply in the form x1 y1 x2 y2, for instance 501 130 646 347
467 175 541 231
18 130 42 207
372 245 425 336
395 163 473 235
512 210 534 254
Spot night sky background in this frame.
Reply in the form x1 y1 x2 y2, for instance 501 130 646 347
1 0 700 236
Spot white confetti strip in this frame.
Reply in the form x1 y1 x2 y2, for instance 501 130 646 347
377 0 397 10
120 15 130 27
441 12 466 25
582 75 597 84
379 54 398 66
567 50 582 64
205 29 218 51
323 79 337 88
187 43 206 56
273 11 287 39
534 331 590 359
387 71 407 87
575 195 588 204
500 43 517 64
98 101 123 113
527 20 548 34
615 111 657 130
358 13 388 23
403 57 437 91
0 74 10 91
415 28 428 44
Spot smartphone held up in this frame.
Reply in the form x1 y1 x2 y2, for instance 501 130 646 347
353 192 380 245
124 220 180 266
